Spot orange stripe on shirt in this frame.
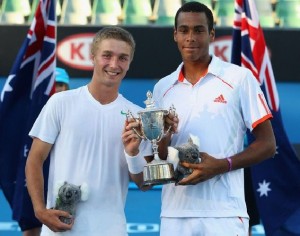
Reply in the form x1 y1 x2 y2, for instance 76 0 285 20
178 69 185 82
252 113 273 129
179 67 208 83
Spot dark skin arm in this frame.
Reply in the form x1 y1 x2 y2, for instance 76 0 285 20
157 111 179 160
178 120 276 185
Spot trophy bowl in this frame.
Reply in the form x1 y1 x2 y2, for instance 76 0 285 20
130 91 176 186
138 107 176 186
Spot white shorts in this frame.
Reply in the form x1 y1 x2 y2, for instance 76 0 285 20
160 217 249 236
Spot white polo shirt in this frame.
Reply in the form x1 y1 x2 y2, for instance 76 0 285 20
153 55 272 218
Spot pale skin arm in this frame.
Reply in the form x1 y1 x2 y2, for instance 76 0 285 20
122 117 152 191
25 138 73 232
178 120 276 185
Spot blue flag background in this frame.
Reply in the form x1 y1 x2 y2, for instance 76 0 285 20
0 0 56 231
231 0 300 235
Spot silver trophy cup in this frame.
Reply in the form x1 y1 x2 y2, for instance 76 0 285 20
128 91 176 186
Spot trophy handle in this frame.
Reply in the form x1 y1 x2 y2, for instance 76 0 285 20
164 104 177 136
126 110 145 140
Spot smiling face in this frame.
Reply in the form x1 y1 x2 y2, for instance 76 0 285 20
174 12 215 64
91 38 132 88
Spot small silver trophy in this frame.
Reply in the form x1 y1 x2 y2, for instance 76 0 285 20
127 91 176 186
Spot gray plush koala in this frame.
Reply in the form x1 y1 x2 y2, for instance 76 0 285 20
168 136 201 183
54 181 88 224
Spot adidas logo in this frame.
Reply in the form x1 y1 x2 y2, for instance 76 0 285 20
214 94 227 103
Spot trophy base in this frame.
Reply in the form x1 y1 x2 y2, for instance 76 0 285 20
143 162 176 186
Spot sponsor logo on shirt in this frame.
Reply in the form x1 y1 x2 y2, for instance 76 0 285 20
214 94 227 103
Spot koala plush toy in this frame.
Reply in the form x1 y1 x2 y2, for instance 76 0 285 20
167 135 201 183
54 181 89 224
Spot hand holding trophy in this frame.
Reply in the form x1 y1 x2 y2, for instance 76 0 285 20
127 91 177 186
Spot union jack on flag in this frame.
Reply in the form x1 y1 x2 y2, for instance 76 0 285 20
231 0 300 235
0 0 56 230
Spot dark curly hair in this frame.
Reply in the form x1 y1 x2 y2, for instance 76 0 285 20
174 1 214 32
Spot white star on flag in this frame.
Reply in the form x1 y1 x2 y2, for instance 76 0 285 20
257 180 271 197
275 145 279 156
0 74 15 102
23 145 29 158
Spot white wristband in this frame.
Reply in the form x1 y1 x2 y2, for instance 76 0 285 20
124 150 145 174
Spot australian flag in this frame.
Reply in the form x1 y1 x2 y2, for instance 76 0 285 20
231 0 300 235
0 0 56 231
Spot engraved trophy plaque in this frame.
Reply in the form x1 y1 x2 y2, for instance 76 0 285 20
128 91 176 186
